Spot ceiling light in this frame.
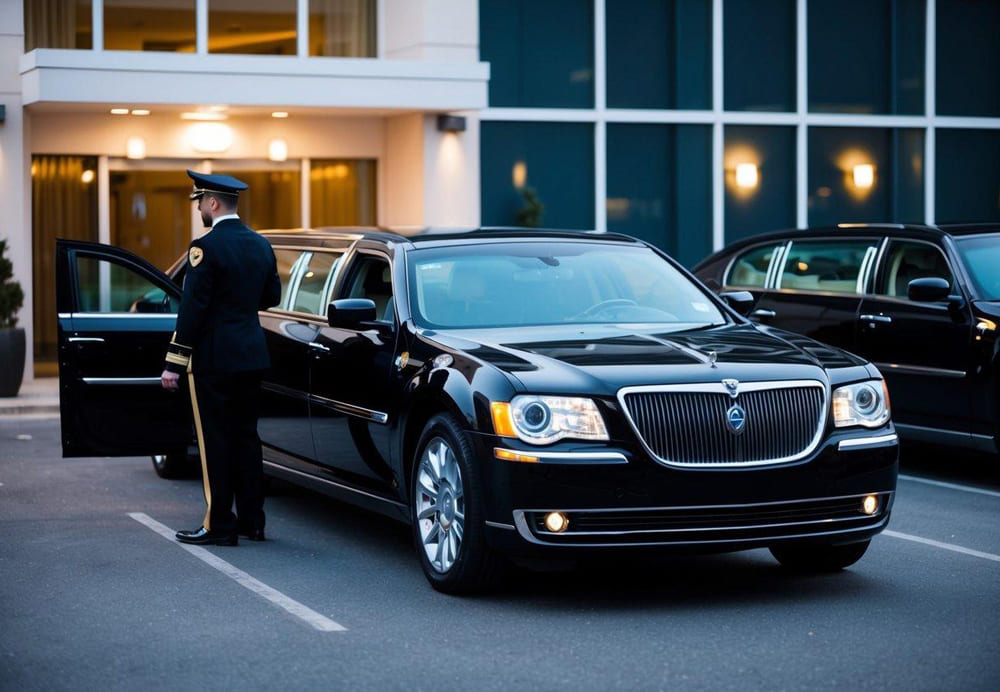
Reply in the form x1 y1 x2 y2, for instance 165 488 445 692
271 111 289 119
131 109 150 116
126 136 146 159
268 138 288 162
110 108 129 115
80 169 95 184
181 112 228 121
208 105 228 113
189 122 233 153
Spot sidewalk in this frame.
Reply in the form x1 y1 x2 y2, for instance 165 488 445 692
0 378 60 417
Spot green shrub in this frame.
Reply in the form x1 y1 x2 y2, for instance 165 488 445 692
0 238 25 329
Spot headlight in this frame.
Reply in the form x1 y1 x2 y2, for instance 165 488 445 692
491 395 609 445
833 380 890 428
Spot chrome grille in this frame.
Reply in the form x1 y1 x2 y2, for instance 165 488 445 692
620 381 826 467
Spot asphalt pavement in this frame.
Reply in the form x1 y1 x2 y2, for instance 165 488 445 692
1 417 998 691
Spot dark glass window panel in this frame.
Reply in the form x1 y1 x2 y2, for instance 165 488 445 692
778 239 879 294
937 0 1000 117
875 240 955 297
24 0 92 50
292 252 342 316
310 160 377 226
936 129 1000 223
607 0 711 110
807 127 924 227
309 0 376 57
109 169 193 272
606 124 712 267
724 0 795 112
808 0 925 114
726 243 784 288
480 0 594 108
104 0 196 52
209 0 297 55
215 169 301 229
481 121 594 230
724 125 796 243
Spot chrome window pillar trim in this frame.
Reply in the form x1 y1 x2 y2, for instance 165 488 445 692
770 242 792 289
874 362 966 378
308 393 389 424
856 245 879 294
82 377 162 386
493 448 628 464
837 433 899 450
617 379 829 468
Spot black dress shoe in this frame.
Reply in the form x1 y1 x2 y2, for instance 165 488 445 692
238 527 266 542
175 527 238 546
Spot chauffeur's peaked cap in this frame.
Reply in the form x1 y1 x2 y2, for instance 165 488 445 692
187 169 249 199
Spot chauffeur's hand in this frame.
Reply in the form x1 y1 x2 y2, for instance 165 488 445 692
161 369 180 391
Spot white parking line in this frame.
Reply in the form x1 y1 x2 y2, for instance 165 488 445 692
899 474 1000 499
884 530 1000 564
129 512 346 632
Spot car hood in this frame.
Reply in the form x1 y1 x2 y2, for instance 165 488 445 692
423 323 864 395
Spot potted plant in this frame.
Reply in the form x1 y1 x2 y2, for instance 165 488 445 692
0 238 26 397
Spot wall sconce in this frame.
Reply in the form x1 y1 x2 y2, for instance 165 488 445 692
437 114 467 133
512 161 527 188
853 164 875 189
126 136 146 160
189 122 233 153
735 163 759 190
80 169 95 184
268 138 288 162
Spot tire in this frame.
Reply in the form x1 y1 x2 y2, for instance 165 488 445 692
151 452 191 479
411 414 504 594
769 539 871 572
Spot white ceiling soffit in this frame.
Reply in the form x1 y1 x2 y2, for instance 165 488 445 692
21 50 490 112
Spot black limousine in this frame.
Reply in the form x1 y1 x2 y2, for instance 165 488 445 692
57 229 898 593
695 223 999 457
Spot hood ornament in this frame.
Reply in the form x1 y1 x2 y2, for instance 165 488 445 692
707 350 717 368
722 378 739 398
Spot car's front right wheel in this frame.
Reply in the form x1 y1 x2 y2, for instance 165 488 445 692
769 539 871 572
411 414 503 594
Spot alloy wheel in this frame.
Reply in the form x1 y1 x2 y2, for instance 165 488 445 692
416 437 465 573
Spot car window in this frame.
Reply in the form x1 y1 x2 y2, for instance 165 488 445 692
273 248 305 310
725 243 783 288
955 233 1000 300
877 240 955 299
292 251 343 316
343 254 394 323
777 239 878 294
75 254 179 313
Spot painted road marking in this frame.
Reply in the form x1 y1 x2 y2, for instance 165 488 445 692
899 474 1000 499
884 530 1000 564
129 512 347 632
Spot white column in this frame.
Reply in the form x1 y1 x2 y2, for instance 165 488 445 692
297 0 308 58
300 158 311 227
796 0 808 229
594 0 606 233
196 0 208 55
924 0 936 224
92 0 103 51
712 0 724 249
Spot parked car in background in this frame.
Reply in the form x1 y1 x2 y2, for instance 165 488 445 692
56 229 898 593
694 223 1000 457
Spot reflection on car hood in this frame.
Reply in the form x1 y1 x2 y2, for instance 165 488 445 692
425 323 863 394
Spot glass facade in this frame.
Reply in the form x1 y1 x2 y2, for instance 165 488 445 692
481 121 594 230
110 169 193 271
606 0 711 110
936 129 1000 223
24 0 92 50
104 0 195 52
217 169 302 229
606 124 712 267
480 0 594 108
807 127 924 227
724 0 795 112
209 0 297 55
310 159 378 227
724 126 796 243
937 0 1000 117
308 0 377 57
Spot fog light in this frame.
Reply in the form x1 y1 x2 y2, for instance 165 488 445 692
862 495 878 515
544 512 569 533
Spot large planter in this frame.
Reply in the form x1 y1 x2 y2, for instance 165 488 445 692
0 328 26 397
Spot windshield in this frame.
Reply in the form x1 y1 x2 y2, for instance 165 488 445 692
407 242 727 329
955 233 1000 300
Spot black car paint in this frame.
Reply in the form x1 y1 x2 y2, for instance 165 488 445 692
57 230 898 564
694 223 1000 455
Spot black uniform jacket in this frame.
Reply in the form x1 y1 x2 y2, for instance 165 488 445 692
164 218 281 375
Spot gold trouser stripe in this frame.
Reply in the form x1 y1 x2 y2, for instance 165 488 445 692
166 352 190 366
187 365 212 531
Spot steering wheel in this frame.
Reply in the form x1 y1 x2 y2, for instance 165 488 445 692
575 298 638 319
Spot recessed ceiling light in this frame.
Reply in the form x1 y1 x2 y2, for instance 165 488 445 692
271 111 289 119
110 108 129 115
208 105 228 113
181 112 228 121
131 109 150 116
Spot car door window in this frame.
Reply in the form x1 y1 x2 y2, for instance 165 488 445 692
272 248 306 311
292 251 343 316
778 240 878 294
343 254 394 323
877 240 955 299
725 243 782 288
75 254 179 313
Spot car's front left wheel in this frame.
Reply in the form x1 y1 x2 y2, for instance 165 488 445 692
411 414 503 594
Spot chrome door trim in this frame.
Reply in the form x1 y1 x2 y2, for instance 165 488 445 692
68 337 106 343
309 393 389 424
69 312 178 319
82 377 161 386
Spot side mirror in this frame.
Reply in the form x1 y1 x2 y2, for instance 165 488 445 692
327 298 377 328
719 290 757 317
907 277 950 303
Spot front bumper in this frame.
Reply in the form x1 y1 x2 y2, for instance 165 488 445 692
474 427 898 557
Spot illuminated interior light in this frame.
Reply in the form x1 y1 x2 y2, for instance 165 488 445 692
209 105 228 113
735 163 759 189
126 136 146 160
271 111 289 119
110 108 129 115
797 261 809 272
268 138 288 162
131 109 150 116
853 164 875 189
80 169 95 184
189 123 233 153
512 161 527 189
490 403 516 437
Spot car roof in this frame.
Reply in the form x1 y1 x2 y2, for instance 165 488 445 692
715 222 1000 251
257 226 644 248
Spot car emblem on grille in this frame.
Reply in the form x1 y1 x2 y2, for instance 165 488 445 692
722 378 739 398
726 404 747 434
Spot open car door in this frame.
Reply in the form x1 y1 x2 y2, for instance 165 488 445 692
56 239 192 457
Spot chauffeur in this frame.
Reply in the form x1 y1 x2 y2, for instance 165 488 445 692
160 170 282 546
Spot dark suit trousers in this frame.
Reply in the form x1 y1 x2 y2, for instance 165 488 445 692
188 371 265 533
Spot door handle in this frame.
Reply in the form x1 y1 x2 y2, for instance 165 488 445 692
860 314 893 324
308 341 330 352
68 337 105 343
751 309 776 318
